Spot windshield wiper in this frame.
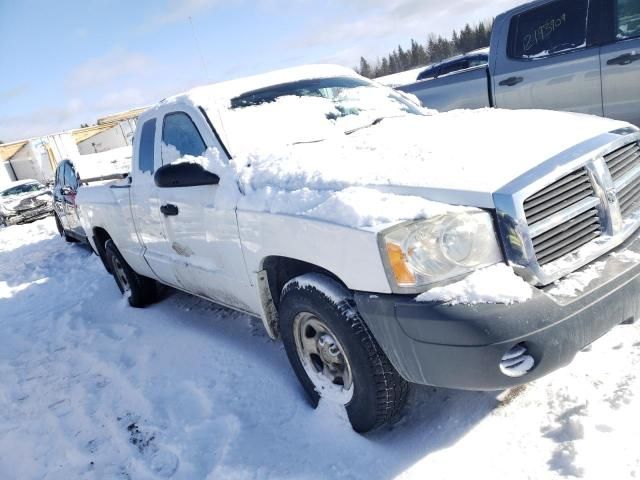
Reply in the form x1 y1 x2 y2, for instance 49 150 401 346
344 115 403 135
292 138 326 145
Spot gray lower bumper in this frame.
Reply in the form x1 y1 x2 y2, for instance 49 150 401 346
355 238 640 391
5 207 53 225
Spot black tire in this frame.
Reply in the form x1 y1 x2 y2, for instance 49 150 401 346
279 273 408 433
104 239 156 308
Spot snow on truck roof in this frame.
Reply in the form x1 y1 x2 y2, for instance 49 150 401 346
156 64 360 111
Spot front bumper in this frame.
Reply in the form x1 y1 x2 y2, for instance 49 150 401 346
355 234 640 391
4 205 53 225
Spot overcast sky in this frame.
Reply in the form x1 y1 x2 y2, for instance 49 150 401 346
0 0 524 143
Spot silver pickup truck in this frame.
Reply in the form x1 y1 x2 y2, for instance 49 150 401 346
399 0 640 126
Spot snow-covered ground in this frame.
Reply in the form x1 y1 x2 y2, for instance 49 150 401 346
1 218 640 479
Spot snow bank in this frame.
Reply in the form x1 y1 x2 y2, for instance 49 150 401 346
416 263 533 305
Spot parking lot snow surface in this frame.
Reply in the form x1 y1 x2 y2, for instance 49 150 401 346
1 218 640 479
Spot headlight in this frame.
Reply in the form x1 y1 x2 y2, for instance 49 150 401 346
380 211 503 291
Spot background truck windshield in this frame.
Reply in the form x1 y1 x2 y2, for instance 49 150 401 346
1 183 43 197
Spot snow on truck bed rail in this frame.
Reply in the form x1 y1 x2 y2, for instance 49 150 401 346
74 146 132 180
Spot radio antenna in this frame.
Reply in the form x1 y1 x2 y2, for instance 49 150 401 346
189 16 211 82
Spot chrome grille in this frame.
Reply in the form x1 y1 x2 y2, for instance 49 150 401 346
605 142 640 217
495 132 640 286
523 168 603 266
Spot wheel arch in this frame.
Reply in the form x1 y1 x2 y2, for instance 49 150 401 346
257 255 348 340
92 227 114 274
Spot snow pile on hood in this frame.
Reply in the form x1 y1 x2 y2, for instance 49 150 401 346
220 107 628 197
416 264 533 305
168 146 468 228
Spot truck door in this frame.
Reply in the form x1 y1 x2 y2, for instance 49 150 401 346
130 118 185 289
62 162 83 237
53 164 69 230
156 107 254 311
600 0 640 126
493 0 603 117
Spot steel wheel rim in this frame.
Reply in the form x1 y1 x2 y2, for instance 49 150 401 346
293 312 354 403
112 257 130 294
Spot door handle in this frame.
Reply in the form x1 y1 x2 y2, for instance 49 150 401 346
160 204 179 216
499 76 524 87
607 53 640 66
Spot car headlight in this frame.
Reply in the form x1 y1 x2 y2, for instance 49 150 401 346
380 211 503 291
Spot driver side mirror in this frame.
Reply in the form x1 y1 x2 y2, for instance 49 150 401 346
154 162 220 188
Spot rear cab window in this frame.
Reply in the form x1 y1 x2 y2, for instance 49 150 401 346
138 119 157 174
64 164 78 189
508 0 589 59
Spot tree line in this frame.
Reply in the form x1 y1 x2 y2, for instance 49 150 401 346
356 21 492 79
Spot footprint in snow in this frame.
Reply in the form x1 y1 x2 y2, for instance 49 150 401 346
605 375 635 410
119 414 179 478
542 404 587 443
548 443 585 478
48 399 73 417
542 392 588 478
595 424 614 433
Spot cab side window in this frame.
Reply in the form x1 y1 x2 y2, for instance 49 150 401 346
64 164 78 190
161 112 206 163
138 119 157 174
56 165 64 187
617 0 640 39
440 60 470 76
508 0 589 59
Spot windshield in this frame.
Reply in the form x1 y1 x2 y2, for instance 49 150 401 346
1 183 44 197
222 76 425 149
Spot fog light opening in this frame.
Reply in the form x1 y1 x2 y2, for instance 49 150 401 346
500 343 535 378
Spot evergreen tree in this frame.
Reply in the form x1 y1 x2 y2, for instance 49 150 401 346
358 57 373 78
355 19 494 78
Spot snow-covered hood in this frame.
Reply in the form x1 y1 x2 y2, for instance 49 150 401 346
235 108 630 210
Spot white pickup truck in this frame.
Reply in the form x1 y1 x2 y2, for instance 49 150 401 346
77 64 640 432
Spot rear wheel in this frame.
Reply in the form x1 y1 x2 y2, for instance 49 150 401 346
104 239 156 308
54 213 77 243
279 273 408 433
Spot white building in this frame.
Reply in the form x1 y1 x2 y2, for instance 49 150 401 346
0 107 146 185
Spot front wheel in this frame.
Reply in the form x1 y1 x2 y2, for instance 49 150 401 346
279 273 408 433
104 239 156 308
